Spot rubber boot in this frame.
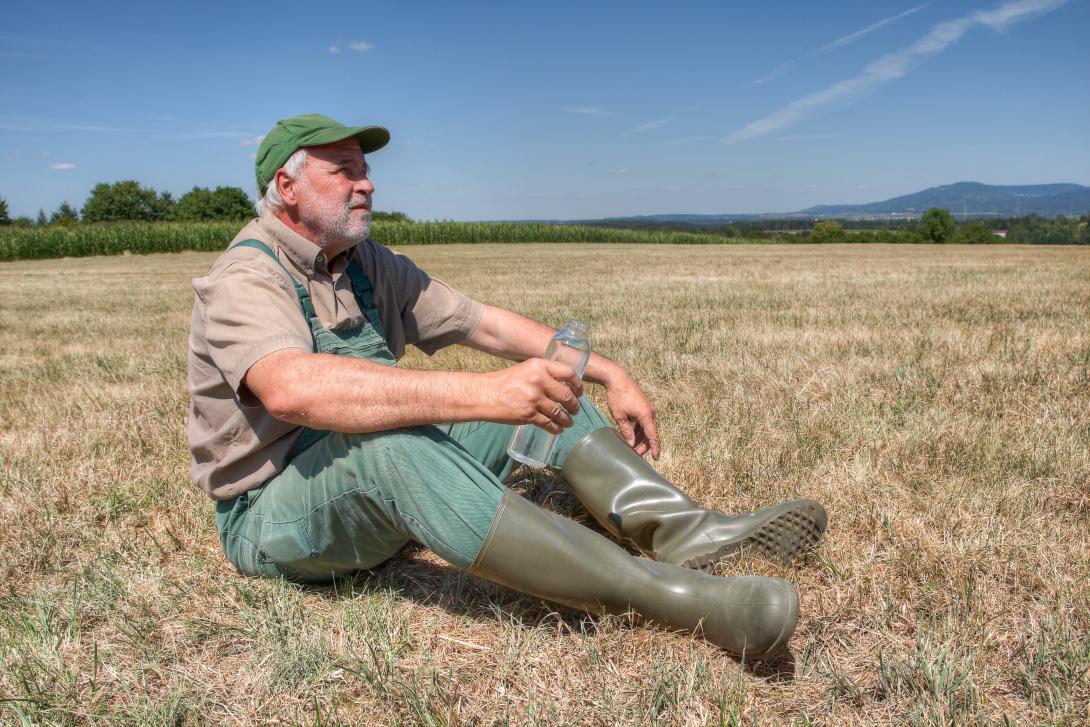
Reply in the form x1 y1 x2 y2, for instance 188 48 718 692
560 428 827 569
469 490 798 659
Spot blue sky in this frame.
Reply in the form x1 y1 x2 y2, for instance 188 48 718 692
1 0 1087 220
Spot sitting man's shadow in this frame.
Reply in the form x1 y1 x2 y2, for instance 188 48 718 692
307 469 797 678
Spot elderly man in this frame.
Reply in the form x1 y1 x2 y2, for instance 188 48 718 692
188 113 827 659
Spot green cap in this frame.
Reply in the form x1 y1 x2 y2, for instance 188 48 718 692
255 113 390 195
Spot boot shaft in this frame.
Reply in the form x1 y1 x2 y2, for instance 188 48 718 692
561 427 828 568
469 490 799 659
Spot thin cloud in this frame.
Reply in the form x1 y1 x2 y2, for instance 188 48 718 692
664 135 715 145
0 116 153 134
330 40 373 54
0 120 146 133
240 134 265 147
822 3 930 51
49 162 76 170
621 118 671 137
563 106 611 115
753 3 930 85
726 0 1067 144
1 116 264 144
9 148 50 157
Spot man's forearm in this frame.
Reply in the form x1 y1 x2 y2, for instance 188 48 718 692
248 349 495 433
463 305 627 387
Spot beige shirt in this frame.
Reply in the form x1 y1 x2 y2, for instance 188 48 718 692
187 214 484 500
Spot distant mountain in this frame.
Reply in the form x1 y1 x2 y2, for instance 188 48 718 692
798 182 1090 219
577 182 1090 224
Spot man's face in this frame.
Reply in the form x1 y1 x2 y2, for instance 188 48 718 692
293 138 374 254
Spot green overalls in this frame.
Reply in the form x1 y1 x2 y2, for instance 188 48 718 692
215 240 611 583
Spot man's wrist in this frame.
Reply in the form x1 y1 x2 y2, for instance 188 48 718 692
584 355 627 389
469 370 504 422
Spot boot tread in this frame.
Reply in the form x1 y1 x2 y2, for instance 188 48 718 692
678 501 827 570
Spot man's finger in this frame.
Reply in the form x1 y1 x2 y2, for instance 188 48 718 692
616 418 636 447
542 377 581 415
531 412 562 434
638 415 662 460
536 398 574 429
543 360 583 397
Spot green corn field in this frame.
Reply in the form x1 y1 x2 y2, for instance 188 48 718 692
0 221 743 261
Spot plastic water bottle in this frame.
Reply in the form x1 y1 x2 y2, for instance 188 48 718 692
507 320 591 468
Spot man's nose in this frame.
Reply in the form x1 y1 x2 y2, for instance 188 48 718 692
356 177 374 195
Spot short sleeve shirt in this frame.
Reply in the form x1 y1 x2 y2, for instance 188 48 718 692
187 214 484 500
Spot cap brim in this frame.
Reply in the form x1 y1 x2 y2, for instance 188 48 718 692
302 125 390 154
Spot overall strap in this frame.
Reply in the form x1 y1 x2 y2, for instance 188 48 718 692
345 251 387 334
345 253 377 309
230 239 317 320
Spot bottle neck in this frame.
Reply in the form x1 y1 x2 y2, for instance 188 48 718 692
561 320 590 340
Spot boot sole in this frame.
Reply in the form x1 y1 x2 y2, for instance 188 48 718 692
674 499 827 570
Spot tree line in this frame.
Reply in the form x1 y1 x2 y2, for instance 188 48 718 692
818 209 1088 244
0 182 255 227
584 208 1090 244
0 183 413 228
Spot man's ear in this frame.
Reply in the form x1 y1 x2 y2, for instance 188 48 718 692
274 168 299 207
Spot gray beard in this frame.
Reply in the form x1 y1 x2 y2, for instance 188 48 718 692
298 191 371 251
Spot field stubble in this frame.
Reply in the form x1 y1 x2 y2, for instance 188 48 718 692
0 243 1087 725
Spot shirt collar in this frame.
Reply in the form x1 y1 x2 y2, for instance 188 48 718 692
255 214 357 276
257 214 328 275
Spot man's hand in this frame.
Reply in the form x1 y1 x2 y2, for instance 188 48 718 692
603 371 661 460
460 304 661 454
485 358 583 434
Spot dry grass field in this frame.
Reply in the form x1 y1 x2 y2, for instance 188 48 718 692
0 243 1087 725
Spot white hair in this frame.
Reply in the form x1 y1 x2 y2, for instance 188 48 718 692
255 148 308 216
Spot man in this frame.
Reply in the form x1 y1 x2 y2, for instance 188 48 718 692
188 114 828 660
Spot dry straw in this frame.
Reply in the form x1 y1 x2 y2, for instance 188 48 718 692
0 243 1086 724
